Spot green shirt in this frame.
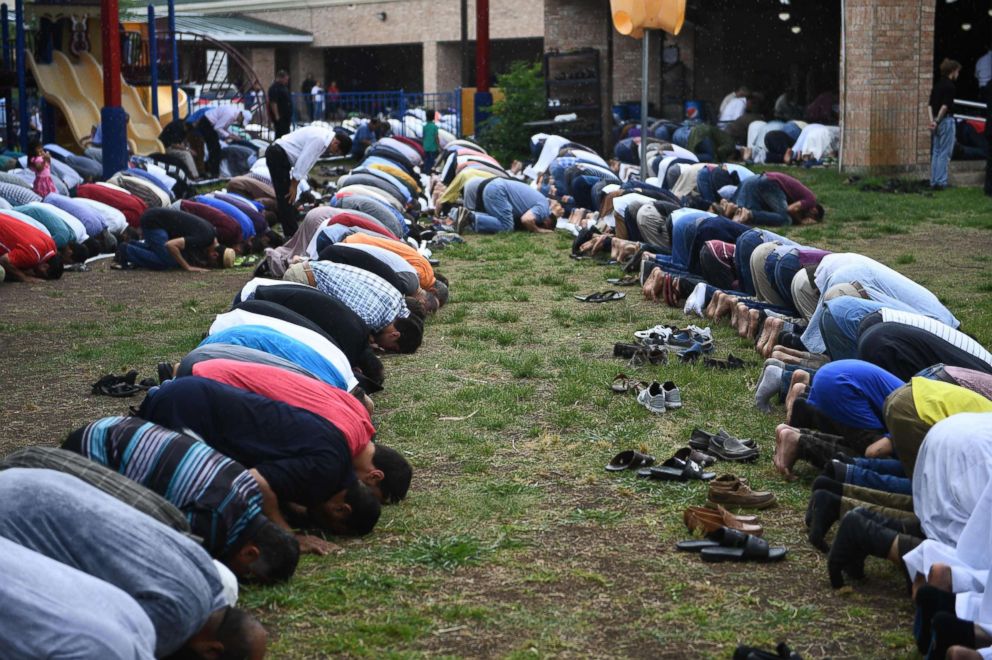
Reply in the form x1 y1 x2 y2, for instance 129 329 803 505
422 121 439 152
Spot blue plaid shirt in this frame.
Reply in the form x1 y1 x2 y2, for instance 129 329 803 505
309 260 409 331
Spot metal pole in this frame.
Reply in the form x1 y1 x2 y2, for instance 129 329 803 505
15 0 27 153
460 0 468 88
148 5 159 117
100 0 128 178
640 29 650 179
168 0 179 120
476 0 489 92
2 3 13 148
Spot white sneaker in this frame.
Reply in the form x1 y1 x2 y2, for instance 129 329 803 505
634 325 673 346
683 282 708 317
637 382 667 414
663 381 682 409
685 325 712 343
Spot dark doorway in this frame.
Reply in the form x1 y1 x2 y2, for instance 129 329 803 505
934 0 991 103
324 44 424 92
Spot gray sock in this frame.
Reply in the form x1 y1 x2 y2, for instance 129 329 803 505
755 365 783 413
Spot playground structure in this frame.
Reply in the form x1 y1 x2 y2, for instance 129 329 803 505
1 0 269 177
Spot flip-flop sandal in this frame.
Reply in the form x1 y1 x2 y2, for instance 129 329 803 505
699 527 787 563
605 449 656 472
636 456 715 482
704 354 745 369
101 382 143 398
623 247 646 273
607 275 639 286
673 446 717 468
610 374 634 393
574 290 626 303
676 538 721 552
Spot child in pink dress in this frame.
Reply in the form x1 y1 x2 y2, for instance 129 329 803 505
29 141 57 197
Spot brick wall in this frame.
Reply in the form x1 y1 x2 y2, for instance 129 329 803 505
544 0 612 151
246 0 542 48
841 0 935 171
248 47 275 88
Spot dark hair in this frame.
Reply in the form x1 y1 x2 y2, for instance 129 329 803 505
45 254 64 280
434 272 449 287
404 296 427 320
343 480 381 536
433 280 449 306
395 316 423 354
68 242 90 264
358 349 385 384
214 607 264 660
372 443 412 503
812 204 825 221
940 58 962 78
276 69 289 79
245 519 300 583
27 139 43 155
334 133 353 155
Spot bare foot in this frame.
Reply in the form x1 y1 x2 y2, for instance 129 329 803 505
757 317 784 356
746 309 761 340
785 382 808 422
771 348 803 366
705 291 724 319
714 294 738 321
790 369 811 390
735 303 751 336
649 272 668 303
927 563 953 592
615 241 639 262
773 345 811 359
642 268 664 301
865 437 893 458
773 424 801 479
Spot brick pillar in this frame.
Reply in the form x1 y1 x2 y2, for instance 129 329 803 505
423 41 439 94
612 31 661 110
841 0 935 172
544 0 612 153
249 47 276 88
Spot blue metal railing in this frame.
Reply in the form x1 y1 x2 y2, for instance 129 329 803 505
288 89 462 137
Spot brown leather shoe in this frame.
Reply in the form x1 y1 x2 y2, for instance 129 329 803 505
707 475 777 509
684 505 764 536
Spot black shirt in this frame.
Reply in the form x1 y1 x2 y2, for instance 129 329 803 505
930 78 956 119
317 243 406 293
138 377 355 507
268 82 292 119
234 299 339 347
140 208 215 249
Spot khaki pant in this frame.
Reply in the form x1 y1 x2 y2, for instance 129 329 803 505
636 204 671 251
884 384 932 476
791 270 819 320
750 242 788 307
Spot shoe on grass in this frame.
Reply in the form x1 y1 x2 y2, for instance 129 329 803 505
636 381 667 414
707 475 777 509
455 207 475 234
663 381 682 409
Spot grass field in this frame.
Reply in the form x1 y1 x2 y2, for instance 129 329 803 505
1 169 991 658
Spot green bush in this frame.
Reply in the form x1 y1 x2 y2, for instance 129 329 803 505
478 61 545 165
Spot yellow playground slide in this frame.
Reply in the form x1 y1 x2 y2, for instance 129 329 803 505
25 50 101 149
73 52 164 155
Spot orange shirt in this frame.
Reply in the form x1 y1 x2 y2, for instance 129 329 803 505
342 233 435 289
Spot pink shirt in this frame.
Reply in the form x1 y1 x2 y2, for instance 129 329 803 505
191 359 374 457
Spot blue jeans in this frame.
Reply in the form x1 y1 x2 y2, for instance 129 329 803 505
930 117 955 187
820 307 860 361
696 167 718 204
672 126 691 148
423 150 437 172
474 187 515 233
773 250 802 310
126 228 177 270
734 230 765 296
783 121 803 142
841 458 912 495
734 175 791 226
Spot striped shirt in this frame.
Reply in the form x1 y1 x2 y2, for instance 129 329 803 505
0 181 42 206
881 308 992 368
0 446 191 537
309 260 409 331
70 416 264 557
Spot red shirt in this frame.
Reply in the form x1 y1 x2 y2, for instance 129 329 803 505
0 213 57 269
190 359 374 457
76 183 147 228
327 212 397 240
764 172 817 213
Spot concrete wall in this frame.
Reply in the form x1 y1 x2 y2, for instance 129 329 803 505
841 0 936 171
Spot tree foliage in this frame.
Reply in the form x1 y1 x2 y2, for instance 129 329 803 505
478 60 545 165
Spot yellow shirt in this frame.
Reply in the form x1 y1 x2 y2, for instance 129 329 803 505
439 169 497 205
911 377 992 425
